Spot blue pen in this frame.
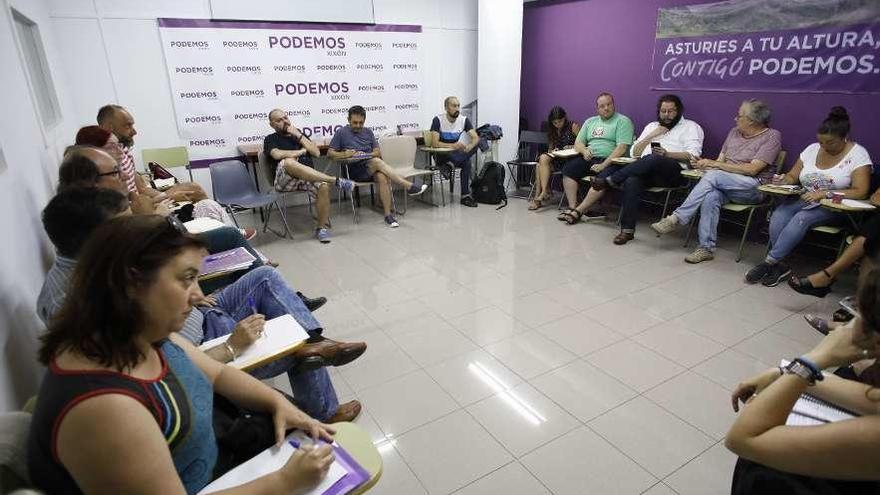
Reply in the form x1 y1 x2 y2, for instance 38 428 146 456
248 296 257 315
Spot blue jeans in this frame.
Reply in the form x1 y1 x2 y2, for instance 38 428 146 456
201 266 339 421
198 226 263 294
767 199 840 262
674 170 763 251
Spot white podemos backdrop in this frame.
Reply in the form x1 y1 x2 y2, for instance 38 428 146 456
158 19 424 162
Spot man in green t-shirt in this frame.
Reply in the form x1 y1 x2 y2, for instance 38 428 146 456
559 92 634 224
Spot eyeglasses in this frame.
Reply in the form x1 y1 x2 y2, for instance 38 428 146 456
97 167 121 177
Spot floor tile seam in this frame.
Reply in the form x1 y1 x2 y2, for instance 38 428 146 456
580 420 663 484
640 481 681 495
638 389 728 442
658 440 727 490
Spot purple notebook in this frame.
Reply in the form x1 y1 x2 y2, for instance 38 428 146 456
199 247 256 277
323 442 370 494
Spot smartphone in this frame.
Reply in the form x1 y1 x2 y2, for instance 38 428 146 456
839 296 860 318
650 142 661 148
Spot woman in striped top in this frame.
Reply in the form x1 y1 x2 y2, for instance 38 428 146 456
28 215 335 494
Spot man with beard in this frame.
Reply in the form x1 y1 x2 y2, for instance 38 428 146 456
97 104 207 202
429 96 481 207
564 94 703 245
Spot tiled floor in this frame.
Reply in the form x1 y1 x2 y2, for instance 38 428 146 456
242 192 853 495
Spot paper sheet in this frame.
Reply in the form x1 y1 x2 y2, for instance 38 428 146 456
199 432 346 494
199 314 309 369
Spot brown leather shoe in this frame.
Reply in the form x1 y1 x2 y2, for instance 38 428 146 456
291 339 367 372
613 231 634 245
328 400 362 422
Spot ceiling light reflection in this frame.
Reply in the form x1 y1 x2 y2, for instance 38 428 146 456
468 361 546 426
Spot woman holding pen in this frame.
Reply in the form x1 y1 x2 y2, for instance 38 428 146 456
28 215 337 494
529 106 580 210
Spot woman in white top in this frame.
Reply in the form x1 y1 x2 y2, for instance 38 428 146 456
744 107 872 287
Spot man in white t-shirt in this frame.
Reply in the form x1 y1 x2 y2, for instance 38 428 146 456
429 96 481 207
580 94 704 245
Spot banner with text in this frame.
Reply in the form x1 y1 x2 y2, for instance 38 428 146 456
158 18 423 161
651 0 880 93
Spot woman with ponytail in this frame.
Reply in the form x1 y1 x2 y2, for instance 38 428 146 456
745 107 873 287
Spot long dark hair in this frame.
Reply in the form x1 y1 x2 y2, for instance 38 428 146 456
39 215 206 371
546 106 571 148
818 106 850 139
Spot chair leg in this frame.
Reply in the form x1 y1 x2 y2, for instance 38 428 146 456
737 209 758 263
268 201 292 238
684 216 696 246
439 171 446 207
661 190 672 220
226 207 240 228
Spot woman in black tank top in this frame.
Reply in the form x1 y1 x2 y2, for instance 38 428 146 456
529 106 580 211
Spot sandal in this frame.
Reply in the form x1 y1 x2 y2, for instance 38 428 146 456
557 208 575 221
563 209 582 225
788 270 833 298
803 314 831 335
528 197 543 211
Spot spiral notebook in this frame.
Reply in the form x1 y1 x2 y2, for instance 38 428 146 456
786 393 858 426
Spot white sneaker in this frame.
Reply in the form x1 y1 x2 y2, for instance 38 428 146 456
651 214 680 235
684 247 714 264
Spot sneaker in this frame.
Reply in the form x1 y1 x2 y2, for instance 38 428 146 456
297 291 328 312
684 247 714 264
582 210 605 222
240 228 257 240
745 262 772 284
651 214 680 235
336 177 355 192
384 215 400 228
408 183 428 196
761 262 791 287
460 195 478 207
315 227 331 244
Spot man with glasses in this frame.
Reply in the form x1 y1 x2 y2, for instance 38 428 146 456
651 99 782 264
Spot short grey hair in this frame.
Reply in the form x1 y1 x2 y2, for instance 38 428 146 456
743 99 771 126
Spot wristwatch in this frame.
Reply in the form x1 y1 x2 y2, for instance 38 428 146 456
783 358 823 385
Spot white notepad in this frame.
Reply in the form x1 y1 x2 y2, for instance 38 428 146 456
786 393 856 426
199 314 309 370
184 217 226 234
550 148 578 158
199 432 346 494
841 199 876 210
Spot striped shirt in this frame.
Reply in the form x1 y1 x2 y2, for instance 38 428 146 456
36 255 77 327
119 145 138 193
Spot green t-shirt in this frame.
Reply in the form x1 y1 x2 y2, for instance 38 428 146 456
575 113 634 158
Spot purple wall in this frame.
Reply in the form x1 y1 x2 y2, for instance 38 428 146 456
520 0 880 168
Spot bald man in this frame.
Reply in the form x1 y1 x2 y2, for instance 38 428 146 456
264 109 354 243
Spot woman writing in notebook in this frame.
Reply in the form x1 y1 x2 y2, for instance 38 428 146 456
28 215 335 495
726 268 880 493
528 106 580 210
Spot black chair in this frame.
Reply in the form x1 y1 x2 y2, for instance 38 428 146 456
505 130 548 200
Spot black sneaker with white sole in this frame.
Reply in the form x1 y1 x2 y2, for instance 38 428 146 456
582 210 605 222
745 262 772 284
761 263 791 287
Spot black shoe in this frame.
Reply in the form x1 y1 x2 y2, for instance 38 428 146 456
745 262 772 284
297 291 327 312
582 210 605 222
788 274 833 298
761 263 791 287
460 195 478 208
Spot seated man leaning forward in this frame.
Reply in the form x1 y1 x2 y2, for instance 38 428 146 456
558 92 634 224
430 96 481 208
577 94 704 245
265 109 357 244
327 105 428 228
652 99 782 264
38 186 367 423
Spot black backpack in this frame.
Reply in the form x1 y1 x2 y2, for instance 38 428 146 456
471 161 507 209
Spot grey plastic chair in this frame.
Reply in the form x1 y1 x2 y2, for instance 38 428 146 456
209 160 291 238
